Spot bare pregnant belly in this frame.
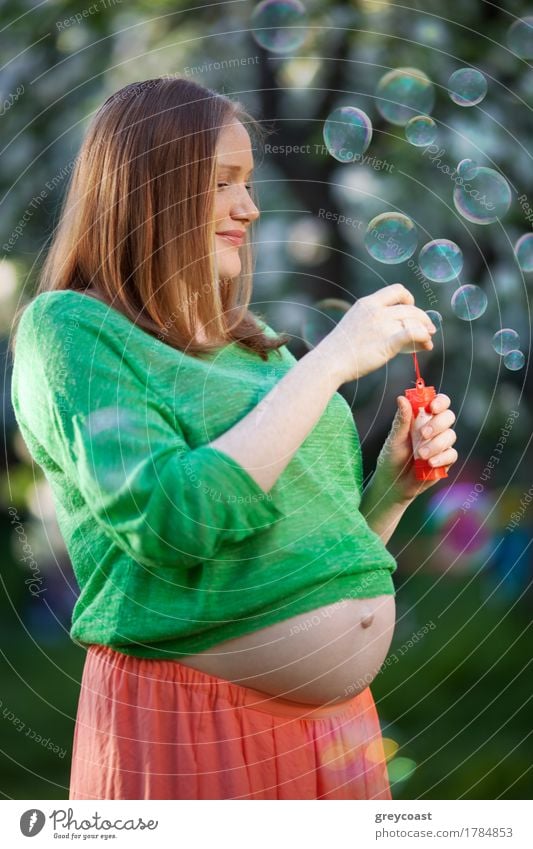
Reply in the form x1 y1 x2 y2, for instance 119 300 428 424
178 594 396 706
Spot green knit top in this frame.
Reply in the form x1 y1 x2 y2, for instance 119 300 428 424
11 290 397 657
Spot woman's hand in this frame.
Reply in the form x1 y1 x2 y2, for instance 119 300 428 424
374 392 459 504
316 284 438 384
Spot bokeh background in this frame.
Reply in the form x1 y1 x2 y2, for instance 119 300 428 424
1 0 532 800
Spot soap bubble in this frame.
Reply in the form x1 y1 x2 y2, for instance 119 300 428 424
507 16 533 59
387 757 417 785
427 484 494 565
365 737 400 765
492 329 520 355
82 407 157 491
287 218 329 265
419 239 463 282
321 738 364 773
451 284 487 320
448 68 488 107
301 298 351 349
457 158 479 180
251 0 307 54
453 166 511 224
426 310 442 331
504 349 525 370
405 115 437 146
375 67 435 126
323 106 373 163
364 212 418 264
514 233 533 271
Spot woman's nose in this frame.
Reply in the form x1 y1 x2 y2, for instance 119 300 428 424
232 194 260 223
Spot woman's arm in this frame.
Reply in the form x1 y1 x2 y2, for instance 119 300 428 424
359 470 413 545
211 343 344 492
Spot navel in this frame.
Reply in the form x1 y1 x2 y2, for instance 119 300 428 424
360 612 374 628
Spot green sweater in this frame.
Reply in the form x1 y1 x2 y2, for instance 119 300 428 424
11 290 397 657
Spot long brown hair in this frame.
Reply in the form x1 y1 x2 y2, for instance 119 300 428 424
11 77 289 360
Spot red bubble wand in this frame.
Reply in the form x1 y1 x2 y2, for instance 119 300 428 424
404 353 448 481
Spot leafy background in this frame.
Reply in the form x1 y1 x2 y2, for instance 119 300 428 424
0 0 531 799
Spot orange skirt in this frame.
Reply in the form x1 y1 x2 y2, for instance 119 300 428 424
69 643 392 800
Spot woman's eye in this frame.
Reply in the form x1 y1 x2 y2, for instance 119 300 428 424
217 181 253 191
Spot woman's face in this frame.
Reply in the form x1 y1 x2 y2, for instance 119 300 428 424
213 119 259 280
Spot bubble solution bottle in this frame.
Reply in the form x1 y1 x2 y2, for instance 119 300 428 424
405 353 448 482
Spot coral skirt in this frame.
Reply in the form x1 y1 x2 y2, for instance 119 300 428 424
69 643 392 800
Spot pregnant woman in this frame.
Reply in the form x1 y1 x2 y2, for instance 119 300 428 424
10 77 458 800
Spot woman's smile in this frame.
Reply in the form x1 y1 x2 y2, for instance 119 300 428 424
216 229 245 247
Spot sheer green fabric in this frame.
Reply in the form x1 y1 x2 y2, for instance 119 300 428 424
11 290 396 656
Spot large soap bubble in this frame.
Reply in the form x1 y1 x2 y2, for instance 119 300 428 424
507 16 533 59
427 484 495 566
451 284 488 320
504 350 525 370
251 0 307 53
514 233 533 271
82 408 159 490
375 67 435 126
448 68 488 107
419 239 463 282
323 106 373 163
492 329 520 355
453 166 512 224
364 212 418 264
405 115 437 146
301 298 351 349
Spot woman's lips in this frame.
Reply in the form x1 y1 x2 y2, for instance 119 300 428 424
216 231 245 247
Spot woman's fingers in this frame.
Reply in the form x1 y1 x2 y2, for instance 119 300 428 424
389 304 437 332
421 408 456 439
429 393 451 414
374 283 415 306
395 319 434 352
424 447 458 468
418 429 458 460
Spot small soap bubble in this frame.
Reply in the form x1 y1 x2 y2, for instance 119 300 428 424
426 310 442 331
419 239 463 282
375 67 435 126
514 233 533 272
451 284 488 320
453 166 511 224
323 106 373 163
251 0 307 54
492 329 520 355
507 16 533 59
457 158 479 180
301 298 351 349
503 349 525 370
405 115 437 146
448 68 488 107
364 212 418 264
